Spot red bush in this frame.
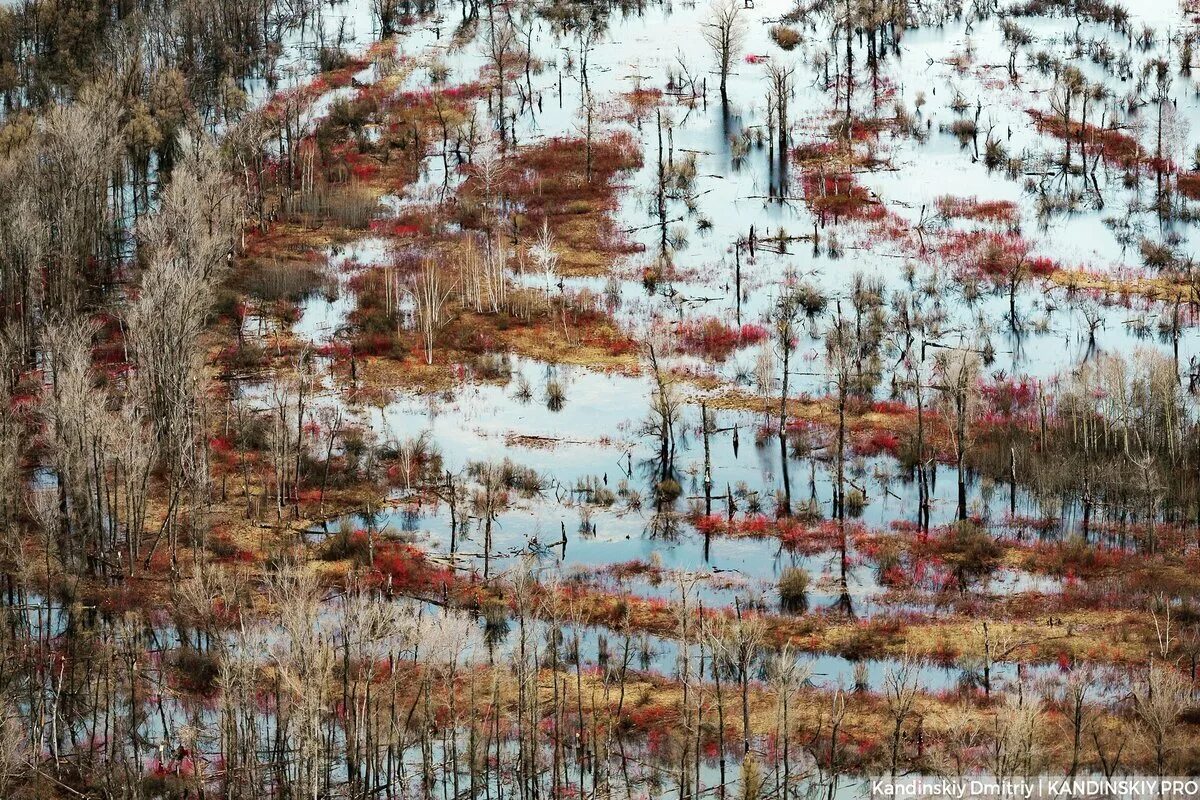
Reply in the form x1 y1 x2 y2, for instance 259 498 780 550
676 318 768 359
935 195 1020 225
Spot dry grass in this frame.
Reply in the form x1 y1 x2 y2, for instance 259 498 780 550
1048 266 1198 302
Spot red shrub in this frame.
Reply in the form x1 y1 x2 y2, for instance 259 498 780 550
855 430 901 457
935 195 1020 225
676 318 768 359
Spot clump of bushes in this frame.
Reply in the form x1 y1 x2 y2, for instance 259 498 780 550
676 317 769 360
941 520 1003 588
317 529 373 562
512 373 532 401
778 566 810 613
481 596 510 643
947 118 978 144
467 458 543 495
244 260 327 303
283 184 379 230
171 647 220 694
545 378 566 411
770 24 802 50
474 352 513 381
872 539 903 585
794 497 822 523
577 475 616 506
318 45 355 72
845 488 867 517
655 478 682 502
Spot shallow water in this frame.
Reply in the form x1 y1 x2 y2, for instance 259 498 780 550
230 0 1200 634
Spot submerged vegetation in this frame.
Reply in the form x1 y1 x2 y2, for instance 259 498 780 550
3 0 1200 794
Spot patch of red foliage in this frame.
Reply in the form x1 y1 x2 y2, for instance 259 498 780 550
792 141 841 164
935 195 1020 225
393 83 485 110
1027 110 1169 173
978 377 1041 430
981 377 1038 415
147 754 197 779
1002 515 1060 535
370 542 484 606
692 513 855 555
621 88 664 117
550 584 677 635
854 429 901 457
1019 539 1129 580
455 133 642 267
500 133 641 217
869 399 914 416
368 219 424 237
599 559 661 581
675 318 769 360
935 230 1057 280
622 702 679 735
801 170 884 222
1179 172 1200 199
260 57 369 125
210 531 257 564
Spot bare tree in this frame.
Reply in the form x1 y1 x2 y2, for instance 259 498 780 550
1133 662 1192 776
41 316 105 570
485 10 519 147
0 700 25 799
970 620 1018 698
0 158 47 359
725 613 766 755
268 566 337 799
35 89 121 314
768 647 811 795
467 460 513 579
409 259 455 365
702 0 746 105
644 341 682 490
765 61 796 155
128 139 239 459
372 0 404 36
773 285 805 515
936 345 982 521
883 655 920 778
1056 665 1100 777
986 698 1044 783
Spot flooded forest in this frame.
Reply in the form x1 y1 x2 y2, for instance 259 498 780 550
3 0 1200 792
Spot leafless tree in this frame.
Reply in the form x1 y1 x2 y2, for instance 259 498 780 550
986 697 1044 783
35 89 121 314
768 647 811 795
468 460 512 579
1056 665 1100 777
128 139 238 460
372 0 404 36
725 613 766 755
0 157 47 359
765 61 796 155
1133 662 1192 776
644 341 682 488
0 700 25 799
41 316 106 570
485 10 519 147
883 655 920 777
410 259 455 365
773 284 806 515
702 0 746 104
936 345 982 521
